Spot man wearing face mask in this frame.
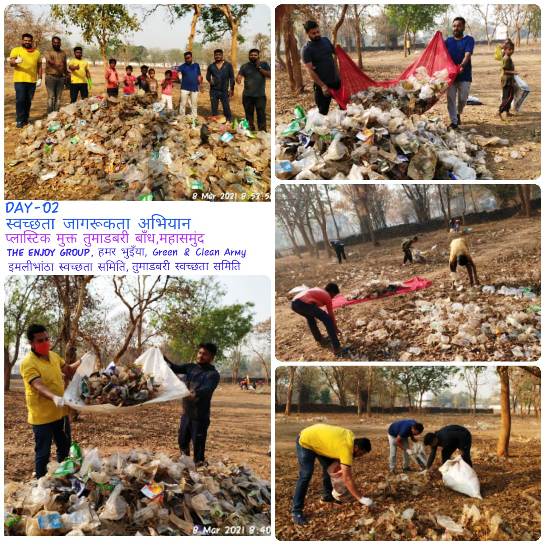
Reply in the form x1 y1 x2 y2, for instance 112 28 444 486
302 21 341 115
8 33 43 128
44 36 67 113
20 324 82 478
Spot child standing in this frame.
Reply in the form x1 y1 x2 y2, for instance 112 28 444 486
136 65 150 92
148 68 158 97
105 58 119 97
499 42 517 119
123 65 136 96
160 70 174 110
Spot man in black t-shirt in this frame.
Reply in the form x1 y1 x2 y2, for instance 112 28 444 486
424 424 473 470
164 342 220 465
302 20 341 115
237 49 271 131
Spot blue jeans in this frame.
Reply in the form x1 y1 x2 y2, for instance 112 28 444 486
292 437 334 515
14 82 36 125
291 299 340 350
32 416 71 478
210 89 232 121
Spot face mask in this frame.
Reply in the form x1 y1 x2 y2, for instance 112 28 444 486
34 340 51 357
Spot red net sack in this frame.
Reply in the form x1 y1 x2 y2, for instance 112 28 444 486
330 31 460 110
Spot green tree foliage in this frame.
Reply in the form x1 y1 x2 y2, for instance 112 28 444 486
156 278 255 362
319 387 331 404
50 4 140 61
395 366 455 409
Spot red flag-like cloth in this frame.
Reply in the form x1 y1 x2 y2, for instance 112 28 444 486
330 31 460 109
331 276 433 309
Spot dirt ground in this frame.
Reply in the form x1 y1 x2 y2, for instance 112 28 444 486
4 381 270 482
4 64 271 200
275 411 541 540
276 42 541 180
275 215 541 362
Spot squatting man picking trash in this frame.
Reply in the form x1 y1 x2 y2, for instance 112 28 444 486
20 324 82 478
292 423 372 525
291 283 349 357
387 419 425 473
164 342 220 466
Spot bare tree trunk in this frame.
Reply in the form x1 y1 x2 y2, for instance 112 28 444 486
4 346 12 392
332 5 349 46
285 367 295 416
283 6 304 92
275 27 286 69
356 375 362 416
497 367 511 457
367 367 373 416
186 4 202 51
325 185 341 239
353 5 363 68
518 185 532 217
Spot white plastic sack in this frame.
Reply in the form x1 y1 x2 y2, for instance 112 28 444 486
328 462 348 496
513 75 530 112
439 455 482 499
288 284 309 295
63 347 189 413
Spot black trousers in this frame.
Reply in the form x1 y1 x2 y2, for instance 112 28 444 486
242 95 267 131
179 414 210 463
70 83 89 103
442 437 472 467
32 416 71 478
313 81 340 115
291 299 340 351
334 246 347 264
403 249 413 264
499 83 515 114
107 88 119 97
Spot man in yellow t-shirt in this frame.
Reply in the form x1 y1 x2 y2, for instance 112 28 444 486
68 46 92 103
19 324 81 478
292 423 372 525
8 32 43 128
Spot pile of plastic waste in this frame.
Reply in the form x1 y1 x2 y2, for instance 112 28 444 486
349 504 514 540
80 362 159 407
350 67 450 115
10 94 270 200
407 295 540 361
345 281 401 301
276 74 509 181
4 444 271 536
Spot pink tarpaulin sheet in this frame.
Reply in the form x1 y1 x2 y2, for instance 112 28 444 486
331 276 432 309
330 31 460 109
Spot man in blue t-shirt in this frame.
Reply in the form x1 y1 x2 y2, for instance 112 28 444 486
445 17 475 129
387 419 424 473
301 20 341 115
177 51 202 120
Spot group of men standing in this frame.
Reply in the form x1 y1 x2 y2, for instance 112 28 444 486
20 323 221 478
8 33 270 132
292 421 473 525
301 16 475 130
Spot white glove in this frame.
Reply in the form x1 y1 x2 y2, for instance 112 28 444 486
332 490 343 501
52 395 65 407
359 496 373 507
15 56 23 64
36 78 42 88
406 449 414 455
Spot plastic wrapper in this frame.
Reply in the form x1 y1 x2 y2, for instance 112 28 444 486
63 347 188 413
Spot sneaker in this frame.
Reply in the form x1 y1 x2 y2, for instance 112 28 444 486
449 123 458 130
16 122 24 128
334 346 350 358
292 513 308 525
320 495 342 505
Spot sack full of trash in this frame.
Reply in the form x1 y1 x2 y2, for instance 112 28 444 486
439 455 482 499
63 347 188 413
